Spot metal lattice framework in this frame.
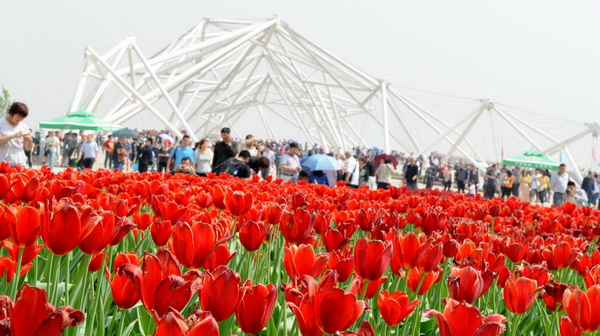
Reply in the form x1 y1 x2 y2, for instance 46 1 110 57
67 16 599 180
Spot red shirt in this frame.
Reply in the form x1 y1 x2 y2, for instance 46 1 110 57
103 140 114 153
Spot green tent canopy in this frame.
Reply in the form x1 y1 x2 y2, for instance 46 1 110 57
502 149 560 170
38 110 122 131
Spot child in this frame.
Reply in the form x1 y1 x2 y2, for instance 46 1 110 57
174 157 195 174
468 180 477 196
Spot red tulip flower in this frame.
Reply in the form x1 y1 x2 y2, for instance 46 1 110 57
447 266 485 304
313 288 366 334
407 267 442 295
354 237 392 281
541 281 569 311
150 220 172 246
5 205 41 247
3 241 43 266
239 220 267 252
42 202 98 255
9 284 84 335
0 256 33 282
107 269 141 310
113 251 141 273
424 298 507 336
225 190 254 217
200 266 242 322
328 248 354 282
584 264 600 288
560 316 582 336
280 209 314 245
153 308 219 336
284 244 328 283
119 250 200 318
236 282 277 334
503 276 543 314
562 285 600 332
170 221 223 269
378 290 419 326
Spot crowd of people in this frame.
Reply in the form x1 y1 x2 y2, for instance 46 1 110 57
1 102 599 209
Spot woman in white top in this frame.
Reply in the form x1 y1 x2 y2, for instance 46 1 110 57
194 139 214 176
0 102 33 166
375 158 394 189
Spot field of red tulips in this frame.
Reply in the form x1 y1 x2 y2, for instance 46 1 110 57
0 162 599 335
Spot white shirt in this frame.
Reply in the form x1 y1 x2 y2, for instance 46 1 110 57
550 172 569 193
469 184 476 195
80 141 99 159
0 118 29 166
345 156 360 186
280 153 301 176
195 149 214 174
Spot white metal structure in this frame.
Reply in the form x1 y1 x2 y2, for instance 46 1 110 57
67 16 598 179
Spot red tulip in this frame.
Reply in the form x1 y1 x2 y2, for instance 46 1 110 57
203 244 236 271
153 308 219 336
280 209 314 245
6 205 41 247
313 288 365 334
322 228 350 252
170 221 224 269
342 321 375 336
447 266 485 304
560 316 582 336
0 257 33 282
88 250 106 272
562 285 600 332
354 237 392 281
236 282 277 334
78 211 118 254
239 221 267 252
423 298 507 336
225 190 254 217
328 248 354 282
132 212 153 231
119 250 200 318
350 276 388 300
378 290 419 326
200 266 242 322
407 267 442 295
3 241 43 265
211 185 226 210
284 244 328 283
150 220 172 246
0 174 10 201
107 269 141 309
10 284 85 335
113 251 141 273
42 202 98 255
584 264 600 288
541 281 569 311
420 212 446 235
503 276 542 314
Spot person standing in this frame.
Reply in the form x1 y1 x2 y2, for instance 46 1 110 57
212 127 237 170
467 164 480 193
455 164 468 193
375 158 394 189
518 170 531 202
79 134 99 169
501 170 514 199
137 138 154 173
424 164 436 189
194 139 213 176
550 164 569 207
46 131 59 168
32 131 41 165
157 140 172 173
365 157 376 190
103 135 115 169
581 171 596 205
113 137 128 171
484 164 497 199
344 151 360 188
404 158 419 190
511 167 521 197
0 102 33 166
279 143 302 183
443 165 454 191
167 135 195 174
240 134 258 156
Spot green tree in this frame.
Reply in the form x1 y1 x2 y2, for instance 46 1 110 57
0 87 12 118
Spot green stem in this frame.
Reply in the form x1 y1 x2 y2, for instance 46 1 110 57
65 251 72 305
10 246 23 297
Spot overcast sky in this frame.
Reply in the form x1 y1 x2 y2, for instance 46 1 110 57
2 0 600 130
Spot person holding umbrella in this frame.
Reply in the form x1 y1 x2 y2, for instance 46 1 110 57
0 102 33 166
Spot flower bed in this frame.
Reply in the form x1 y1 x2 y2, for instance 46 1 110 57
0 162 599 335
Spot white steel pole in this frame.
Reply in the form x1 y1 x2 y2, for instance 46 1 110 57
381 80 391 153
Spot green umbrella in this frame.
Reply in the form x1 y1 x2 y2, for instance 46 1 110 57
502 149 560 170
38 110 122 131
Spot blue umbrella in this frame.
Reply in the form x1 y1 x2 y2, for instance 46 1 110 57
301 154 341 171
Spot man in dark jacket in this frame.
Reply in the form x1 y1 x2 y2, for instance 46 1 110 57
212 127 237 170
404 158 419 190
581 171 596 204
137 138 154 173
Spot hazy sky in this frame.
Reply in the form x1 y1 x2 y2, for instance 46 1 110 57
2 0 600 130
